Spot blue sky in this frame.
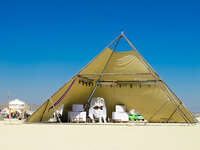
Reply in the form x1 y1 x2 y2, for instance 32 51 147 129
0 0 199 111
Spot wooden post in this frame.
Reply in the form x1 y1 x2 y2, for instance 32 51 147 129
8 93 11 120
22 109 24 119
9 108 11 120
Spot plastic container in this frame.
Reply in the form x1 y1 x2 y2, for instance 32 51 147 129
68 111 86 122
112 112 129 121
115 105 126 113
72 104 84 112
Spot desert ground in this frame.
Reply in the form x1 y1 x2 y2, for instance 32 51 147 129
0 120 199 150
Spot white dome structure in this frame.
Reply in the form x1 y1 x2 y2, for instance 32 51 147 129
9 99 25 109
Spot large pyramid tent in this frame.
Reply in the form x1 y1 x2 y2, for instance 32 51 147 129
26 33 196 123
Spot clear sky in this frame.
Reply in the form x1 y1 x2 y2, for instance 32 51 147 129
0 0 199 111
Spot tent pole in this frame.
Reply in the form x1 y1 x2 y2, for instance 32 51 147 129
148 101 168 122
121 33 191 123
48 98 62 123
85 34 122 109
41 98 62 123
142 62 190 123
166 106 180 123
75 34 122 78
164 83 194 122
78 73 152 76
135 53 190 123
105 34 123 49
153 77 191 123
121 32 136 50
40 100 49 122
101 34 122 73
85 83 98 108
160 84 189 123
34 33 123 122
8 92 11 121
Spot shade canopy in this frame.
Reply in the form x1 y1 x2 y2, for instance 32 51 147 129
26 33 196 123
9 99 25 109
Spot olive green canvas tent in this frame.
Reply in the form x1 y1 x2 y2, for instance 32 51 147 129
26 33 196 123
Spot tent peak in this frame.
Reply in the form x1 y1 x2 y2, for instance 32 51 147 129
107 32 136 52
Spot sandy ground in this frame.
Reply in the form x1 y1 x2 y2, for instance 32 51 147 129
0 120 199 150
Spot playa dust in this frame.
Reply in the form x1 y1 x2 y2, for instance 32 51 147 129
0 121 199 150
